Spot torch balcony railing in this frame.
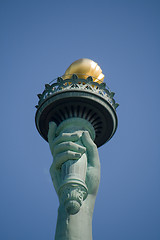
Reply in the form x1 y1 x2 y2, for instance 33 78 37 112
36 74 119 110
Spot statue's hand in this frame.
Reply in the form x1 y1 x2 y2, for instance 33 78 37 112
48 122 86 194
48 122 100 199
48 123 100 240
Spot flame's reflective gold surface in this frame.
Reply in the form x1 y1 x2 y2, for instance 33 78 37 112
63 58 104 83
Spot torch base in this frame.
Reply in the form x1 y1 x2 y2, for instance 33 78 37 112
58 182 88 215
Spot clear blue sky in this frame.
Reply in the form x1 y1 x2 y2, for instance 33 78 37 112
1 0 160 239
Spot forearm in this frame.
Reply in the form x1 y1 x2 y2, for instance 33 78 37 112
55 196 95 240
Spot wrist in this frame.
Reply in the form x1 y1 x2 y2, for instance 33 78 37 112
55 194 96 240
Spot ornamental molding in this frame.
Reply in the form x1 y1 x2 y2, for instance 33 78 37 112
36 74 119 110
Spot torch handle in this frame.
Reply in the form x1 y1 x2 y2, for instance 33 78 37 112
55 118 95 214
61 137 88 188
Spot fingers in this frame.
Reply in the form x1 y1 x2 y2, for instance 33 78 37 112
48 126 85 170
53 132 80 146
53 141 86 157
82 131 100 168
54 151 81 169
50 132 80 156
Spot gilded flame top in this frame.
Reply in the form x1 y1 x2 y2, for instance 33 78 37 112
63 58 104 83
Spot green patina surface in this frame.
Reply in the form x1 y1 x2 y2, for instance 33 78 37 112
48 118 100 240
35 75 119 240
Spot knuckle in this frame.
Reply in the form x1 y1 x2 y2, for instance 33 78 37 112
72 133 79 138
82 145 86 151
66 150 70 155
67 141 72 147
61 133 66 137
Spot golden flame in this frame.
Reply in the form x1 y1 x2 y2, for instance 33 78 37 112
63 58 104 83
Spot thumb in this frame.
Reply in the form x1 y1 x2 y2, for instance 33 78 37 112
82 131 100 168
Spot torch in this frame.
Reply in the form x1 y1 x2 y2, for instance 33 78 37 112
35 58 118 214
